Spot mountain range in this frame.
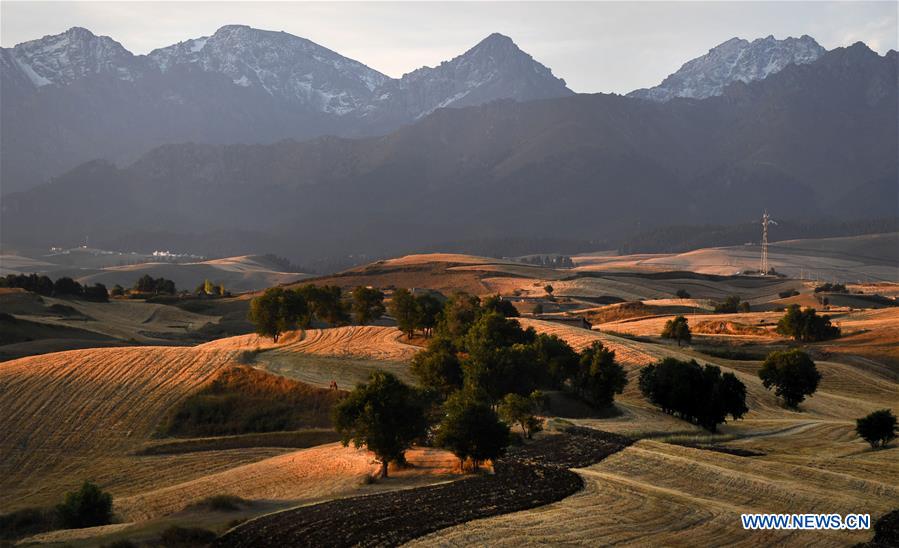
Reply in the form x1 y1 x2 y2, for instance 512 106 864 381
1 26 571 193
3 36 895 264
2 26 841 194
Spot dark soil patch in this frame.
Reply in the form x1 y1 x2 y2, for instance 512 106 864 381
854 508 899 547
214 427 632 548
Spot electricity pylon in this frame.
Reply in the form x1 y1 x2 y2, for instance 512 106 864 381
760 210 776 275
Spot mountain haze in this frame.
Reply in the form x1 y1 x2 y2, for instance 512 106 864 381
3 42 894 263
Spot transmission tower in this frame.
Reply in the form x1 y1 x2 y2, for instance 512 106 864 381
760 210 776 275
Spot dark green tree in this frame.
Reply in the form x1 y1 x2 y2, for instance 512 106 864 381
415 294 443 337
461 312 538 402
389 288 419 338
577 341 627 407
56 481 113 529
298 284 349 326
531 333 579 388
661 315 692 346
758 349 821 408
436 292 481 344
482 295 520 318
351 286 385 325
247 287 308 342
52 277 83 296
856 409 897 449
675 289 691 299
410 336 463 400
713 295 743 313
544 284 554 298
436 391 510 471
332 371 428 477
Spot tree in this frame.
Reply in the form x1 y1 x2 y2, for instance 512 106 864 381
56 481 113 529
351 286 385 324
461 312 538 402
298 284 349 326
498 391 544 439
758 349 821 408
856 409 897 449
82 283 109 302
531 333 579 388
639 358 747 432
436 292 481 344
332 371 427 477
675 289 691 299
247 287 308 342
410 336 463 399
544 284 554 298
389 288 419 338
415 294 443 337
776 304 840 342
661 315 692 346
436 391 510 471
482 295 520 318
576 341 627 407
110 284 125 297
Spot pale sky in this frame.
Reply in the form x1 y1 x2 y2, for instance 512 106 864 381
2 1 896 93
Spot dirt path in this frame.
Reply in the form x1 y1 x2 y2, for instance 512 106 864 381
213 428 632 548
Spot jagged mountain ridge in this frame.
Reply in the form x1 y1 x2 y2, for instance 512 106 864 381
3 43 894 263
629 34 826 101
0 26 571 192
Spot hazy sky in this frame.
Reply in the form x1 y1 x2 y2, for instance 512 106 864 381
2 1 896 93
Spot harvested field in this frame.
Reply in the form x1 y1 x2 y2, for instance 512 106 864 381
597 311 784 340
214 428 632 548
138 430 341 456
414 439 898 547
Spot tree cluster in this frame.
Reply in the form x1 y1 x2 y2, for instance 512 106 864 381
758 349 821 408
388 288 443 338
661 315 692 346
675 289 691 299
351 286 386 324
195 279 227 297
0 274 108 302
56 482 113 529
134 274 175 295
776 304 840 342
778 289 800 299
713 295 750 313
639 358 748 432
814 283 847 294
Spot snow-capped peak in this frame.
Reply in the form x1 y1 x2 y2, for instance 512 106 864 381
6 26 140 87
147 25 390 114
629 34 826 101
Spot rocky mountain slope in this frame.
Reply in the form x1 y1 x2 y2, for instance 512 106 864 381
629 35 825 101
1 26 571 193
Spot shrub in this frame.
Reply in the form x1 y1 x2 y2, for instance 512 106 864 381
436 391 510 471
856 409 897 449
661 315 691 346
776 304 840 342
639 358 747 432
56 481 113 529
675 289 691 299
758 349 821 408
814 282 847 294
159 526 217 546
333 371 428 477
778 289 800 299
